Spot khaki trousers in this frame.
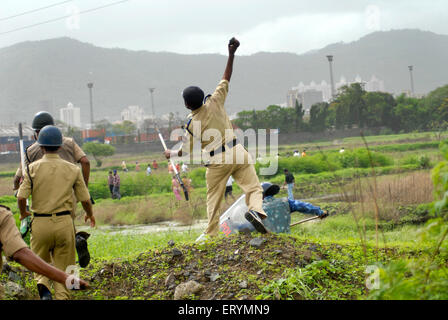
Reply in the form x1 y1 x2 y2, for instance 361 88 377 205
30 215 76 300
205 144 266 236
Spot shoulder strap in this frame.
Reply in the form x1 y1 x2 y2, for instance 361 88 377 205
185 118 194 137
0 204 11 211
24 146 34 191
24 144 32 164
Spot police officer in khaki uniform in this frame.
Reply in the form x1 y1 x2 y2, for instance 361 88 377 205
164 37 268 237
13 111 90 190
0 205 88 299
13 111 92 267
17 125 95 300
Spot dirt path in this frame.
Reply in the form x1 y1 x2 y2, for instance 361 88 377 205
76 219 209 235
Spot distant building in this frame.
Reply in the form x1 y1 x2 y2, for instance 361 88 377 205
364 75 385 92
60 102 81 128
400 90 425 99
300 90 324 113
82 128 106 143
121 105 145 122
287 75 386 112
0 125 34 153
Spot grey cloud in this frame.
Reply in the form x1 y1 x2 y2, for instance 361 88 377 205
0 0 447 54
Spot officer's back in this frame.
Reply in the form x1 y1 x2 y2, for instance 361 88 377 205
16 125 93 300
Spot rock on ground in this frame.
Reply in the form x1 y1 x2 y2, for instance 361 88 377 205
4 281 27 299
174 280 203 300
249 237 267 248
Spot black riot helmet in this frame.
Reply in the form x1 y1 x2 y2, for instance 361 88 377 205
37 125 62 147
32 111 55 130
182 86 204 110
261 182 280 198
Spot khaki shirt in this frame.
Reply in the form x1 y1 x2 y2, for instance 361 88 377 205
17 154 91 214
0 206 28 272
183 80 236 155
15 137 86 177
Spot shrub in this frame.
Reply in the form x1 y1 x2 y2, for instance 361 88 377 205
83 142 115 167
368 140 448 300
419 155 431 169
371 142 440 153
339 149 393 169
400 156 419 166
257 148 392 177
188 167 207 187
380 128 394 135
256 154 339 176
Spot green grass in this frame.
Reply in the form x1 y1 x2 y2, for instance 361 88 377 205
290 213 424 247
1 132 446 300
86 229 202 261
279 131 442 149
80 210 428 263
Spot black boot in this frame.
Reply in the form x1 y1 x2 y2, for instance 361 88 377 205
76 231 91 268
37 284 52 300
244 210 268 234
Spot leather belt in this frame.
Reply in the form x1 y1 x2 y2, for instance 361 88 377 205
34 211 71 217
209 139 239 157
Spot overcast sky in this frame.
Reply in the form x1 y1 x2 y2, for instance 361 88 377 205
1 0 447 55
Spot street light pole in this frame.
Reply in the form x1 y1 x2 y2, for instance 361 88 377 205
408 66 415 97
87 82 94 126
148 87 156 132
326 55 336 100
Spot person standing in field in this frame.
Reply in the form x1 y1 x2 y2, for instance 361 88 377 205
13 111 91 193
16 125 95 300
301 149 307 157
135 161 140 172
146 164 152 176
181 162 188 173
112 170 121 200
172 176 182 201
152 160 158 170
164 37 268 238
182 174 193 193
12 111 92 270
108 170 114 197
121 160 128 172
283 168 295 200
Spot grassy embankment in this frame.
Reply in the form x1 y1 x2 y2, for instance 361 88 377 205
0 131 447 300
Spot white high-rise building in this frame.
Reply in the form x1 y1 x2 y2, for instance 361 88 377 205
121 105 145 122
120 105 146 129
60 102 81 128
287 75 386 110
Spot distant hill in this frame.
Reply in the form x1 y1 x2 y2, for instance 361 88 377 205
0 29 447 125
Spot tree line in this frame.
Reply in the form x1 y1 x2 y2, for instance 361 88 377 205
233 83 448 134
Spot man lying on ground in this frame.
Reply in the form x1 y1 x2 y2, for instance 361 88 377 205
261 182 328 233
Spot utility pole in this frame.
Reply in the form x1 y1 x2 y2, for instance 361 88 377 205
326 55 336 100
408 65 415 97
87 82 94 127
149 87 156 128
